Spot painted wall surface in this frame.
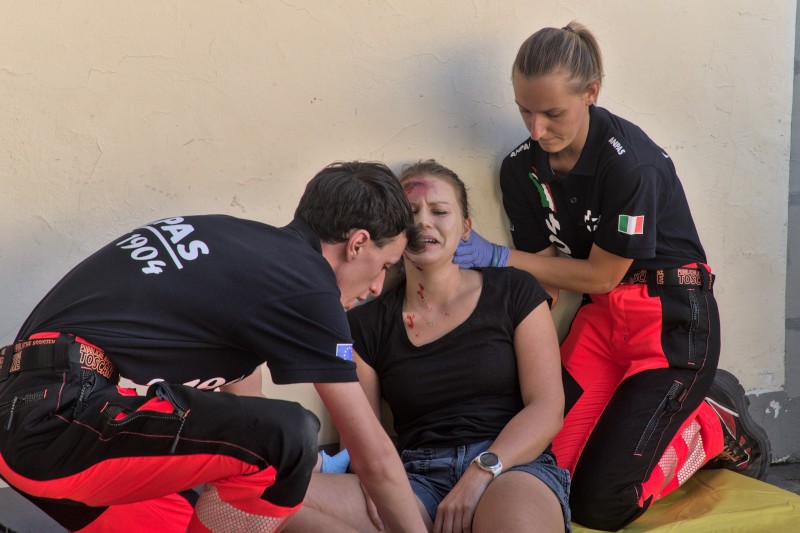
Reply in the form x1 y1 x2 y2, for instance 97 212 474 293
0 1 795 455
769 1 800 463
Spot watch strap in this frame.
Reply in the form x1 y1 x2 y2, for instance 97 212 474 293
472 451 503 478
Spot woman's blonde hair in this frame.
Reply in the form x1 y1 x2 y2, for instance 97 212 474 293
513 21 603 94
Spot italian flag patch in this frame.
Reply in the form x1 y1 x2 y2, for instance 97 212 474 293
618 214 644 235
529 172 556 212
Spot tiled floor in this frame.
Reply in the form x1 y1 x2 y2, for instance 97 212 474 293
2 463 800 532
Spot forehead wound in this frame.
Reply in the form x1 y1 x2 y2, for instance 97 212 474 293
402 178 436 199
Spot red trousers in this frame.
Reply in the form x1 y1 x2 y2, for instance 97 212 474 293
0 334 319 532
552 270 723 530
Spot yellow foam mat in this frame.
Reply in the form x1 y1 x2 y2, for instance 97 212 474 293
572 470 800 532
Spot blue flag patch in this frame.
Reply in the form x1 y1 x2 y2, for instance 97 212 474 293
336 344 353 361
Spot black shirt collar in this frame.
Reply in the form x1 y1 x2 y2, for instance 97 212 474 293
283 217 322 254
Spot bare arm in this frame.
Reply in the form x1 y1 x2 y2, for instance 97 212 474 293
521 245 561 306
315 380 427 533
482 301 564 465
347 351 399 530
508 243 633 295
219 366 264 397
336 353 385 460
336 352 383 456
354 351 383 419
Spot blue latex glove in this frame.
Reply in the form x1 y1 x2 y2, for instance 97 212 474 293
320 449 351 473
454 229 510 268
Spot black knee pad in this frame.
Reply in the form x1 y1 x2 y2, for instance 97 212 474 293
250 400 320 466
292 405 322 471
253 400 320 507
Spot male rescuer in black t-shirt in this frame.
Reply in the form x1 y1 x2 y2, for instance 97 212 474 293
0 161 428 533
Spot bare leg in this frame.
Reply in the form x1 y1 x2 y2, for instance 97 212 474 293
283 505 362 533
284 473 431 533
472 471 565 533
313 453 323 473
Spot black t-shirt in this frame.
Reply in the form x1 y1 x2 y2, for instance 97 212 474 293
17 215 357 389
500 105 706 270
347 268 550 451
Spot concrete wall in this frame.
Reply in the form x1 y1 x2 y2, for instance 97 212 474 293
1 1 796 457
766 1 800 463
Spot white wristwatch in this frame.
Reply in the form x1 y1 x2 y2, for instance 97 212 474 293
472 451 503 478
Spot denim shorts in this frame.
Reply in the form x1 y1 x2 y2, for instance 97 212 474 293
401 440 572 532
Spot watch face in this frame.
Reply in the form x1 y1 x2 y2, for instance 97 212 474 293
480 452 500 468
